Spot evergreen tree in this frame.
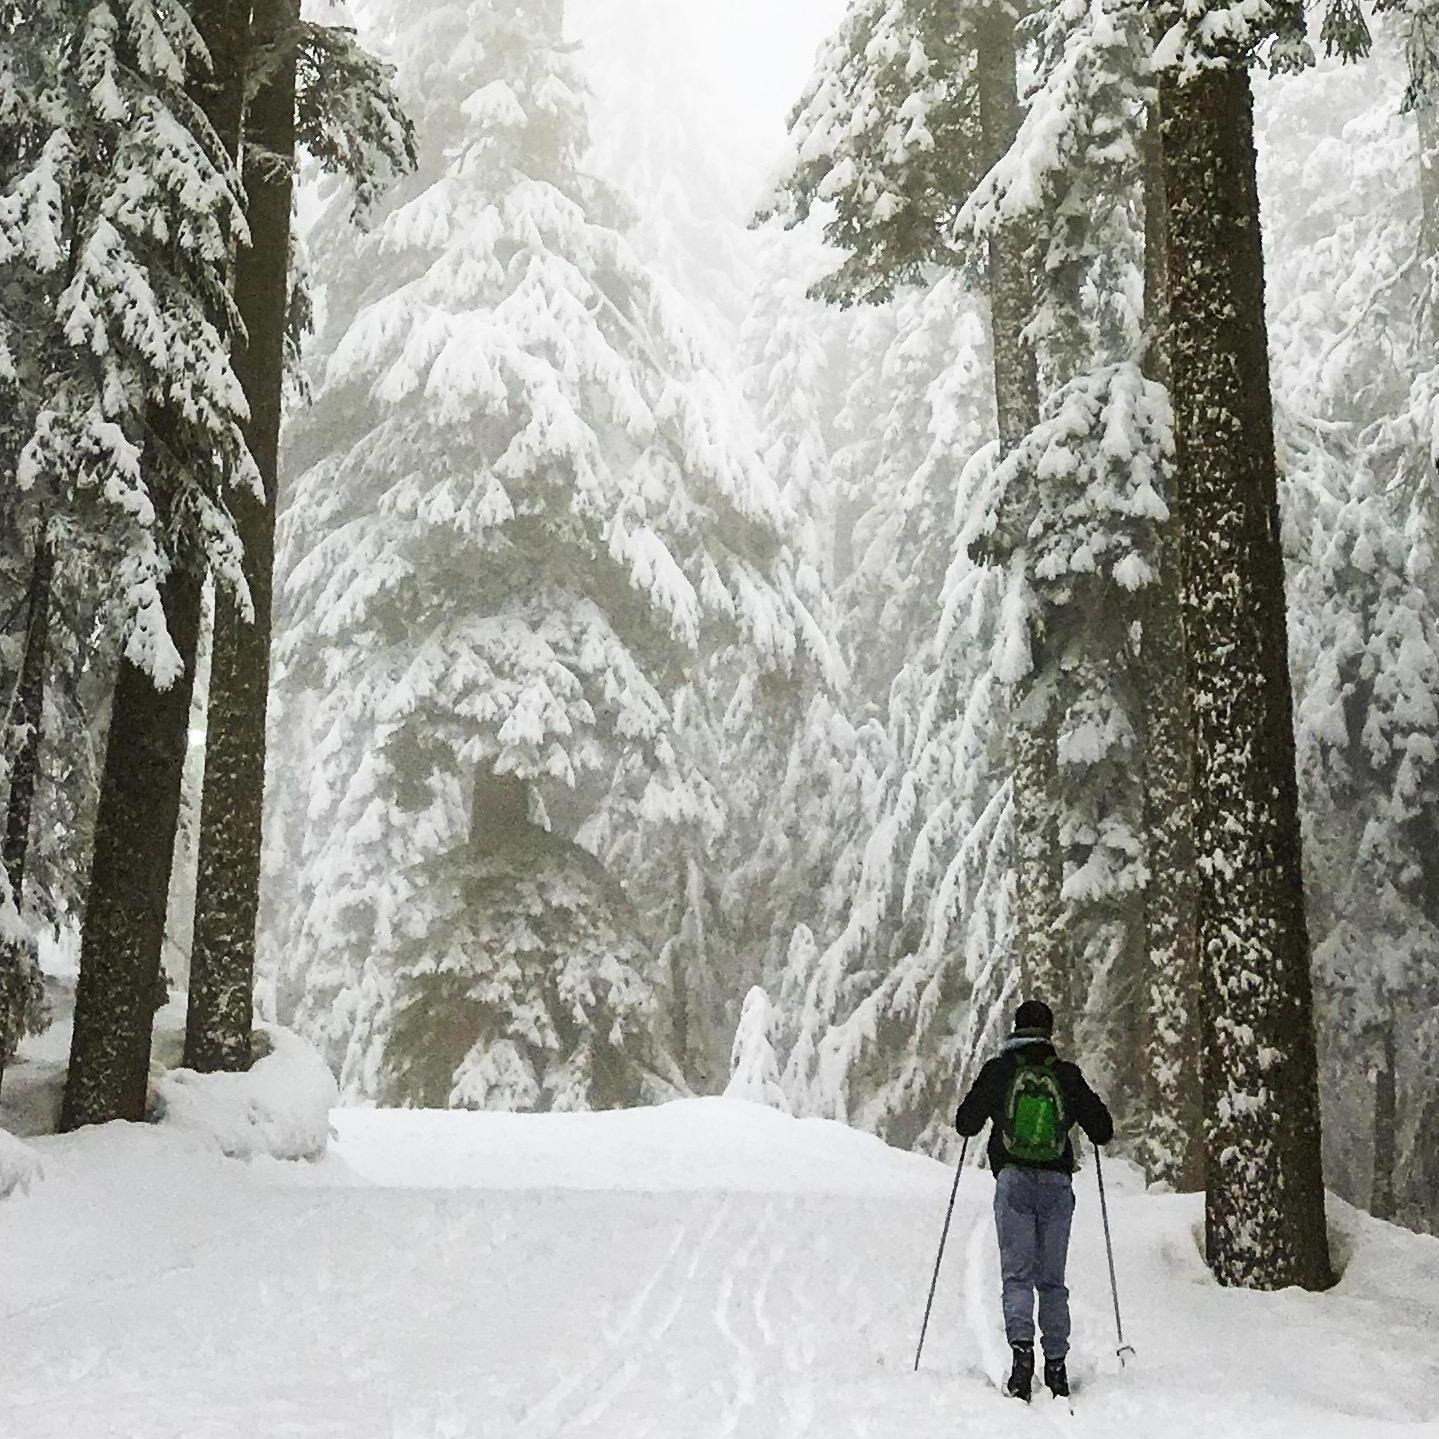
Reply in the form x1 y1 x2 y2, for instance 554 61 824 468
1138 104 1203 1193
725 985 789 1110
186 1 415 1073
1154 0 1333 1287
774 0 1068 1029
775 288 1017 1146
1261 26 1439 1233
0 8 91 1083
740 226 845 591
0 0 256 1127
0 544 54 1086
780 441 1019 1146
272 0 824 1107
187 0 299 1075
959 0 1176 1146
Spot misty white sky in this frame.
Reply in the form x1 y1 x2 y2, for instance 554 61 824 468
574 0 845 128
572 0 849 203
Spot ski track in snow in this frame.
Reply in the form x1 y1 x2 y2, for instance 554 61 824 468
0 1102 1436 1438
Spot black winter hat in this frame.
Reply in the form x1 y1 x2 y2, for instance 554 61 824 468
1014 999 1054 1037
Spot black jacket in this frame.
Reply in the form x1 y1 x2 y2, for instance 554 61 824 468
954 1039 1114 1176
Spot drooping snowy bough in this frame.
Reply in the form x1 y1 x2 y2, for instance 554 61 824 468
269 0 831 1110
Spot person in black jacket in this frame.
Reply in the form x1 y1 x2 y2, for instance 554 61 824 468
954 999 1113 1402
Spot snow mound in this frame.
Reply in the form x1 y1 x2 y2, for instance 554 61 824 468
333 1095 943 1193
150 1026 337 1162
0 1127 42 1198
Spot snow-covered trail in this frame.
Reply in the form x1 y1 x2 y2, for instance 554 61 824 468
1 1100 1436 1439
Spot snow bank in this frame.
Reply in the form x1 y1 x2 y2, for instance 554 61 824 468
0 1126 42 1198
150 1025 337 1162
333 1095 944 1193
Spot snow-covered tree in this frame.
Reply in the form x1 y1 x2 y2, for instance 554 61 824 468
1260 27 1439 1235
725 985 790 1110
187 0 416 1074
779 422 1018 1149
773 0 1072 1024
1153 0 1333 1287
958 0 1175 1150
272 0 827 1108
740 226 847 591
0 0 257 1127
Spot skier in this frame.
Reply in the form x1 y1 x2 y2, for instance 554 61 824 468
953 999 1114 1402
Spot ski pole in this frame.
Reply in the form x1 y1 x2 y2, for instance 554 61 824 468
1094 1146 1135 1367
914 1136 969 1372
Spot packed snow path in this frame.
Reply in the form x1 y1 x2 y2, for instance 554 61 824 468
2 1099 1437 1438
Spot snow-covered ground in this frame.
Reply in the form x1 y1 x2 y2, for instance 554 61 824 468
1 1098 1436 1438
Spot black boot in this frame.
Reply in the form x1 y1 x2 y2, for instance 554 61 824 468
1005 1341 1034 1402
1043 1356 1069 1397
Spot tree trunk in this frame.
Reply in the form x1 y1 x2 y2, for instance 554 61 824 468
186 0 298 1073
0 537 54 1093
62 0 252 1129
63 570 206 1126
974 2 1067 1033
1370 1012 1396 1221
1158 62 1331 1289
1138 110 1203 1190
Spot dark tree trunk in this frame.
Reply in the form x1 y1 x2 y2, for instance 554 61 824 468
0 538 54 1093
63 571 206 1126
1370 1013 1397 1221
1138 111 1203 1191
2 543 52 896
974 2 1067 1033
186 0 298 1073
976 6 1039 457
62 0 252 1129
1158 62 1331 1289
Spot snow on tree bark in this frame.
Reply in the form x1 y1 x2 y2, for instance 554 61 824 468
187 0 301 1074
65 572 206 1127
1158 59 1332 1288
1370 1011 1397 1221
1138 111 1202 1191
0 537 54 1089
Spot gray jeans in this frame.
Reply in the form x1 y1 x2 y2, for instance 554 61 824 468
994 1166 1075 1359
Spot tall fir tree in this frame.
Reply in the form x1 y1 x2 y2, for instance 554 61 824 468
1138 102 1203 1192
64 0 255 1130
0 0 255 1127
1261 23 1439 1234
271 0 826 1107
186 2 415 1073
1154 0 1333 1286
773 0 1075 1047
186 0 296 1074
959 0 1169 1143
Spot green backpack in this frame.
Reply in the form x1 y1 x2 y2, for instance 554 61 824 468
1001 1053 1069 1164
